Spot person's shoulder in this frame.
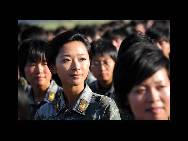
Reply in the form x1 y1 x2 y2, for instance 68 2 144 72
88 80 97 89
90 92 121 120
91 92 115 107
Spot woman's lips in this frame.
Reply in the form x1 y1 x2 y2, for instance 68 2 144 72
146 107 164 114
70 74 81 79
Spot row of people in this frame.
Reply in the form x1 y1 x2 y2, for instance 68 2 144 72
18 30 170 120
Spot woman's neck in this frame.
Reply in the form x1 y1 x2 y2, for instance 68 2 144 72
32 85 48 102
63 84 85 107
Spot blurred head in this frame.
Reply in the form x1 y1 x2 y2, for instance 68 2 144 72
20 26 48 42
156 39 170 58
114 41 170 120
18 39 52 89
90 39 117 86
49 30 91 87
146 21 170 58
131 20 147 34
74 25 98 43
102 27 127 50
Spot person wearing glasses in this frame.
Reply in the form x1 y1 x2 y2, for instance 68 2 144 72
89 39 117 101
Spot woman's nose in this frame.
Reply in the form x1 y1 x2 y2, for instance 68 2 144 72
36 64 43 73
71 60 80 70
146 88 161 103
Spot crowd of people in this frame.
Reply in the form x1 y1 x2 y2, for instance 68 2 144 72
18 20 170 120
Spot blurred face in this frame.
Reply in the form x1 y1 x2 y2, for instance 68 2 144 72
135 24 146 34
24 60 52 89
128 68 170 120
90 55 115 85
55 41 90 87
157 41 170 58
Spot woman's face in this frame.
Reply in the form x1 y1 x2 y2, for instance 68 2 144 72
55 41 90 87
128 68 170 120
90 55 115 85
24 60 52 89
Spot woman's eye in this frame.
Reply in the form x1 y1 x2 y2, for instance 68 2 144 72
29 63 36 66
63 59 70 63
135 89 146 95
80 58 86 62
157 85 166 90
42 62 48 65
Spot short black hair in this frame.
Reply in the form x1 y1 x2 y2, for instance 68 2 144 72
114 41 170 112
90 39 117 62
18 39 49 77
49 30 91 66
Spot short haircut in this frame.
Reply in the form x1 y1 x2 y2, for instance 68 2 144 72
18 39 49 77
90 39 117 62
114 41 170 111
48 30 91 66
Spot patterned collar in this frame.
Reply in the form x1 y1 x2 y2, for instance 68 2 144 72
60 84 93 115
27 80 59 105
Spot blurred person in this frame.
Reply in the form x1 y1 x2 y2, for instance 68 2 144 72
130 20 147 34
74 25 99 43
89 39 117 100
102 26 127 50
20 25 48 42
114 36 170 120
146 21 170 58
46 29 55 41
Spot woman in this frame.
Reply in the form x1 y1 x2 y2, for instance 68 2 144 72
39 30 121 120
114 34 170 120
18 39 63 119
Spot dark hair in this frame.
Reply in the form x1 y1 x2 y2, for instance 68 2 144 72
90 39 117 62
18 39 50 77
49 30 91 66
54 26 67 35
146 20 170 42
20 26 47 42
118 32 153 57
74 25 98 42
102 26 127 41
113 41 170 113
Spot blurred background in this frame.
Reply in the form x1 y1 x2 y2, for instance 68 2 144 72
18 20 129 30
18 20 170 57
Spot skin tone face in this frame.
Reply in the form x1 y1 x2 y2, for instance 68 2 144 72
55 41 90 106
135 24 146 34
24 60 52 98
157 41 170 58
90 55 115 87
128 68 170 120
55 41 90 89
